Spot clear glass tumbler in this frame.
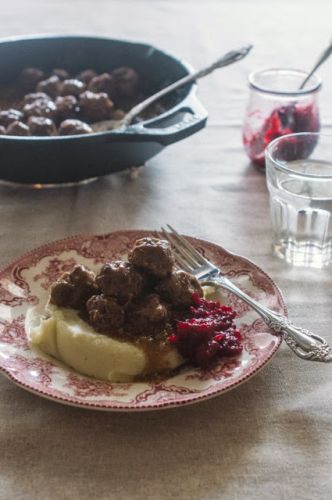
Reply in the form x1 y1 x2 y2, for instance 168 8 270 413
266 133 332 268
243 69 321 168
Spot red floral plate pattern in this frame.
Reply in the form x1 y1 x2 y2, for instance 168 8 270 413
0 231 285 411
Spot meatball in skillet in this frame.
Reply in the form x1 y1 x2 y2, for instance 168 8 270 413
76 69 97 84
60 79 86 97
0 109 24 127
79 91 114 121
36 75 61 98
23 92 50 105
55 95 77 121
20 67 45 92
58 119 92 135
23 97 57 120
6 121 30 136
88 73 115 97
51 68 70 81
111 67 139 97
27 116 57 136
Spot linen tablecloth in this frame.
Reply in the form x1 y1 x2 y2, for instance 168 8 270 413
1 1 332 499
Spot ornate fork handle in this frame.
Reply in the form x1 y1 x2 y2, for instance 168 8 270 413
205 276 332 362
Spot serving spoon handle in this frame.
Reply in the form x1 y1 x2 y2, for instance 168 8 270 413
91 44 253 132
299 38 332 89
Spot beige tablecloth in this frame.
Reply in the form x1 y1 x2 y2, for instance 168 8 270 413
1 1 332 499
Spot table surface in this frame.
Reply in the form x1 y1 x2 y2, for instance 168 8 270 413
1 1 332 499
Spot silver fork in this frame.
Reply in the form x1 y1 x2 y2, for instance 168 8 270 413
161 224 332 362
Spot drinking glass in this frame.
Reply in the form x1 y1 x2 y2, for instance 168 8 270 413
243 69 321 168
265 133 332 267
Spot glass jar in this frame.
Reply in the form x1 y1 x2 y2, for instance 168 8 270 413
242 69 321 168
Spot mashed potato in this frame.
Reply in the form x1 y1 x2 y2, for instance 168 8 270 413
26 304 183 382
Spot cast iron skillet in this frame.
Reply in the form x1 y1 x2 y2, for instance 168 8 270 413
0 35 207 184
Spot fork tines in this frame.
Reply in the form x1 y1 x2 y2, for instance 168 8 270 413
160 224 207 273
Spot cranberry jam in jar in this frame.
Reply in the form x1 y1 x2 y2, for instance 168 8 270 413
242 69 321 168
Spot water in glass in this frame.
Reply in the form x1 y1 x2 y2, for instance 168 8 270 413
266 134 332 267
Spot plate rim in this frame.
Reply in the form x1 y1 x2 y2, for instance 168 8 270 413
0 230 286 411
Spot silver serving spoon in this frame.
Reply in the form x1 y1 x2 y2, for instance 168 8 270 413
300 38 332 89
91 44 253 133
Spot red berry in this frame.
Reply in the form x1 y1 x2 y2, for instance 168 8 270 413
171 296 243 368
168 334 177 345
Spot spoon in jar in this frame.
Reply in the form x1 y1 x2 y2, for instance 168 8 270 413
299 38 332 89
91 44 253 133
266 40 332 134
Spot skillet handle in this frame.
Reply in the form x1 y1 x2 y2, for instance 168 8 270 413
125 93 208 146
